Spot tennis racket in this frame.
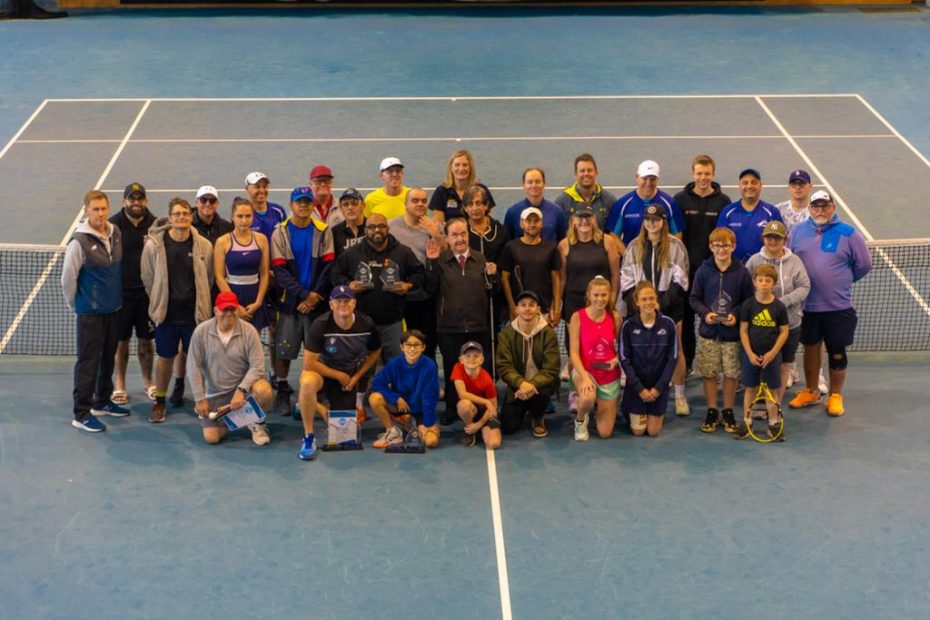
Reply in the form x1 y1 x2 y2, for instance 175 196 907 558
736 382 784 443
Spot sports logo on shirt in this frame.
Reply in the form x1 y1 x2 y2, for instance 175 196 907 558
751 308 776 328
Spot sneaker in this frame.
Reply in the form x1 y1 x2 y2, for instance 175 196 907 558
573 413 590 442
733 423 750 440
568 391 578 414
675 395 690 417
461 432 477 447
721 408 738 433
789 388 822 409
786 366 799 389
768 423 785 442
273 390 291 416
826 393 845 417
373 425 404 449
700 408 719 433
531 415 548 438
298 433 317 460
168 382 185 407
72 414 106 433
818 370 829 395
149 401 166 424
248 423 271 446
92 402 131 418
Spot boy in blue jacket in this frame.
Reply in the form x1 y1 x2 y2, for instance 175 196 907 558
369 329 441 449
689 227 754 433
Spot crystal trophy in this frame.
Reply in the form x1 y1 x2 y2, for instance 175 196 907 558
587 336 616 370
712 289 732 324
379 259 403 292
356 261 375 290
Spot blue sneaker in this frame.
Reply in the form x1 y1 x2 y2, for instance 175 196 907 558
298 433 317 461
72 415 106 433
92 402 131 418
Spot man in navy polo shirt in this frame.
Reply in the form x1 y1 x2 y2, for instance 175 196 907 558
606 159 686 246
716 168 783 263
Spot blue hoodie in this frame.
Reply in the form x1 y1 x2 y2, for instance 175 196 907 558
370 354 440 427
788 215 872 312
689 256 754 342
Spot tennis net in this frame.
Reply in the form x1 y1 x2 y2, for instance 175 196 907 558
2 239 929 355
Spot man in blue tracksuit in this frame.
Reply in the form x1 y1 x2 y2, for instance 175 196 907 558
787 190 872 417
716 168 783 263
61 190 129 432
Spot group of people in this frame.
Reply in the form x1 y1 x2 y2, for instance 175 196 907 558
62 150 872 459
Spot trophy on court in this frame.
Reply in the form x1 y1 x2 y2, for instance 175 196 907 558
356 261 375 290
587 336 616 370
385 415 426 454
380 259 403 292
712 289 733 324
321 409 363 451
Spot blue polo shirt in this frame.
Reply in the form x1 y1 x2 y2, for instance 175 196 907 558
250 201 287 242
606 189 685 246
716 200 783 263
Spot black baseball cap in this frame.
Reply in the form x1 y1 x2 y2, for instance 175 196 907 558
515 290 540 305
124 182 146 199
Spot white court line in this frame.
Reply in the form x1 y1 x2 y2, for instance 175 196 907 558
17 139 122 144
41 93 862 103
0 99 48 161
486 450 513 620
854 94 930 171
755 96 930 320
0 100 152 355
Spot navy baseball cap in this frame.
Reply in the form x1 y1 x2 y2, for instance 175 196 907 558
642 204 666 220
290 186 313 202
739 168 762 181
788 169 811 184
124 182 146 199
515 290 541 305
340 188 364 202
460 341 483 355
330 285 355 300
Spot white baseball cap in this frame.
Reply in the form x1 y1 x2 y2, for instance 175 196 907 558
245 171 269 185
379 157 404 172
810 190 833 204
195 185 218 200
637 160 660 178
520 206 543 220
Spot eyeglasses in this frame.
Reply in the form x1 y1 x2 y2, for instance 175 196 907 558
198 197 218 205
310 178 333 186
170 211 192 218
709 243 733 250
402 341 424 349
809 203 832 210
365 224 388 231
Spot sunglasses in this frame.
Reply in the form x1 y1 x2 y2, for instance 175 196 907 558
198 197 218 205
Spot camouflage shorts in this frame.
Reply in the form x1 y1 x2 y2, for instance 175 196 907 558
696 337 741 379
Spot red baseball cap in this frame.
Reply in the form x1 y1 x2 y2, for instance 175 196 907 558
215 291 239 311
309 165 333 180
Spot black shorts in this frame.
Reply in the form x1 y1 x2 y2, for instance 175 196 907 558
741 352 782 389
322 378 358 411
781 326 801 364
154 322 194 358
275 312 314 360
800 308 858 351
118 295 154 341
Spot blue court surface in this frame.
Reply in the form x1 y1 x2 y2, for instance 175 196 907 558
2 7 930 620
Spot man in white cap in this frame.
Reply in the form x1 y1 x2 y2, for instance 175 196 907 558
191 185 233 247
606 159 686 246
364 157 409 221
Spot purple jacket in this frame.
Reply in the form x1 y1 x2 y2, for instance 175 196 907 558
788 215 871 312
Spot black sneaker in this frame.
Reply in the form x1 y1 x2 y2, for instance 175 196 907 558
168 381 185 407
700 408 719 433
461 432 477 447
721 408 738 433
733 423 750 440
769 424 785 442
439 409 457 426
273 390 291 416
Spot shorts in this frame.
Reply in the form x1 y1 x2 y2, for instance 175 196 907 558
696 337 741 379
200 389 237 429
154 322 194 358
322 377 358 411
800 308 858 351
117 295 154 341
740 352 783 389
571 370 621 401
276 312 314 360
781 327 801 364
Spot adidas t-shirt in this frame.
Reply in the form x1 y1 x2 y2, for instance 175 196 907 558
739 297 788 355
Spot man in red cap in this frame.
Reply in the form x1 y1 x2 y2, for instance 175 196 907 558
188 290 273 446
308 165 345 228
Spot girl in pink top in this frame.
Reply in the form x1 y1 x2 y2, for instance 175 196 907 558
568 276 622 441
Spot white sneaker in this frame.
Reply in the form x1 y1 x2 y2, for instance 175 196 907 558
675 394 690 416
568 391 578 413
574 413 590 442
818 370 829 395
248 422 271 446
786 365 799 389
373 425 404 449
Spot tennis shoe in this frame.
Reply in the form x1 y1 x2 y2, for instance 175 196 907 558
92 402 130 418
531 415 548 438
298 433 317 460
826 393 845 417
462 431 478 447
248 422 271 446
733 423 750 440
573 413 590 442
818 370 829 395
721 408 738 433
72 415 106 433
700 408 719 433
273 390 291 416
675 395 690 417
768 424 785 442
168 382 185 407
786 366 799 389
149 401 166 423
373 425 404 449
788 388 822 409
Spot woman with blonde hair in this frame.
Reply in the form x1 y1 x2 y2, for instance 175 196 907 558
429 149 495 224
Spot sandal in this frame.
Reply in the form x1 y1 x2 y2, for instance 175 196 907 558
145 385 158 401
111 389 129 405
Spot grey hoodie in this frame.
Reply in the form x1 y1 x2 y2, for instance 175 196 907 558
744 247 810 329
141 218 214 326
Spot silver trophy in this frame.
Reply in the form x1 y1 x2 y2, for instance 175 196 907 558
356 261 375 290
379 259 403 292
712 289 732 324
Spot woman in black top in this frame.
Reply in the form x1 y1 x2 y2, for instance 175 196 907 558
429 149 495 224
